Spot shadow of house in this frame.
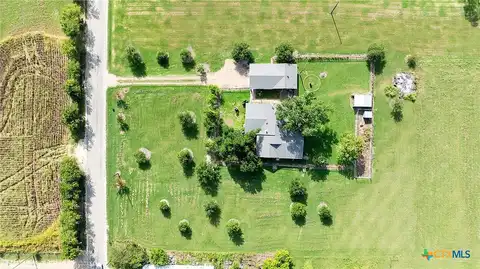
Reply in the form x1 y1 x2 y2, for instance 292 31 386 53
228 168 265 194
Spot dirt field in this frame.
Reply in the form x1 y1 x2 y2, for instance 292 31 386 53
0 33 69 252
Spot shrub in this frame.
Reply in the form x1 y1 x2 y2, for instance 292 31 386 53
404 93 417 102
62 103 84 139
196 161 221 195
67 59 81 80
134 150 149 165
178 111 196 130
109 241 148 269
196 64 206 75
204 200 220 219
226 219 242 238
391 98 404 121
117 113 128 131
317 204 332 225
262 250 294 269
180 49 194 64
178 219 191 235
231 42 254 64
230 261 241 269
405 54 417 69
289 179 307 202
275 43 295 64
384 85 399 99
65 79 83 101
159 199 170 213
149 248 169 266
59 157 84 260
177 148 194 167
61 39 78 59
60 4 83 38
290 203 307 220
310 154 328 166
156 51 169 67
337 133 364 166
464 0 479 24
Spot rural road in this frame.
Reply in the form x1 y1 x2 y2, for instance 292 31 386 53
83 0 109 267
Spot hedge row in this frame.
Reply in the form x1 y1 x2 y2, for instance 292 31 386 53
60 3 85 141
59 157 85 259
203 85 224 138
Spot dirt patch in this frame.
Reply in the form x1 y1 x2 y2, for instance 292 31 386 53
207 59 249 89
224 118 234 127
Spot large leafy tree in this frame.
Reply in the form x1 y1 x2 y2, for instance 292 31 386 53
109 241 148 269
231 42 254 64
196 161 221 195
60 4 83 38
337 133 364 165
276 92 331 136
275 43 295 64
262 250 295 269
464 0 480 24
218 127 262 172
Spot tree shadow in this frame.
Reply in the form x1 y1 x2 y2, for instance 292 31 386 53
308 169 330 182
200 181 219 197
180 228 192 240
138 161 151 170
119 122 129 132
229 231 244 246
367 59 386 75
116 99 128 109
130 62 147 77
339 166 355 180
161 208 171 219
159 61 169 69
208 210 221 227
182 124 199 140
320 215 333 226
183 161 196 178
228 168 265 194
391 110 403 122
293 216 306 227
291 193 308 204
304 128 338 162
117 186 130 196
182 60 196 71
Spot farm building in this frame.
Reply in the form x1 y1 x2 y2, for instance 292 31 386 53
249 63 297 90
353 93 373 108
245 103 304 160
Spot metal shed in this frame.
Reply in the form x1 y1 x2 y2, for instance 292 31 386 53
353 93 373 108
363 110 373 119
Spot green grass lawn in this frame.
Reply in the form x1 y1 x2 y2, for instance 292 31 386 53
0 0 69 40
299 61 369 163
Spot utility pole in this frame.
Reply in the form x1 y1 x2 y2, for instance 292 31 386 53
330 1 342 45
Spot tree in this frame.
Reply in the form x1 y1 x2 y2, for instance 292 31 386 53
204 108 223 138
125 45 145 76
337 133 364 166
65 79 83 101
391 98 404 122
149 248 169 266
218 127 262 173
405 54 417 69
204 200 221 219
134 150 149 165
290 202 306 220
317 204 332 225
366 43 386 74
384 85 399 99
262 250 294 269
178 219 191 236
67 60 81 80
226 219 242 238
178 111 196 130
109 241 148 269
464 0 480 24
62 103 82 131
159 199 170 213
207 85 223 108
196 161 221 195
61 39 78 59
275 43 295 64
289 179 307 203
156 51 169 68
180 49 194 64
276 92 331 136
231 42 254 64
177 148 194 167
60 4 83 38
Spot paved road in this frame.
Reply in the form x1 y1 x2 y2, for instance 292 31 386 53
83 0 109 267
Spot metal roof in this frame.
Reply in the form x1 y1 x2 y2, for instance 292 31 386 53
363 110 373 119
353 94 373 108
249 64 297 90
245 103 304 159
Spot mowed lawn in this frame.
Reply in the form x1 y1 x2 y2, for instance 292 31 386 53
0 0 70 40
299 61 369 163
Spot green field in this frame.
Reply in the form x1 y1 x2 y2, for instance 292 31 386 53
0 0 69 40
108 0 480 268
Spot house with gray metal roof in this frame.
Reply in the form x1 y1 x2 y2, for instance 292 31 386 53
249 64 297 90
245 103 304 159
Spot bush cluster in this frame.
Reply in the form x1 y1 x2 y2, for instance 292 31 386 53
337 133 364 166
109 241 148 269
384 85 399 99
204 86 224 138
262 250 294 269
149 248 169 266
217 127 262 172
289 179 307 202
391 98 404 122
60 3 85 142
290 202 307 220
59 157 85 259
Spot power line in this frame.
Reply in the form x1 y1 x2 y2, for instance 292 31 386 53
330 1 342 45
